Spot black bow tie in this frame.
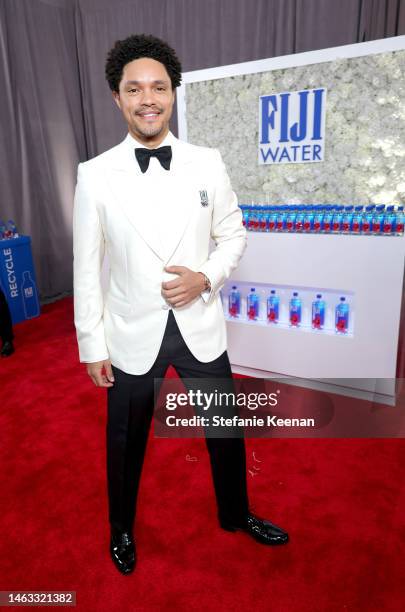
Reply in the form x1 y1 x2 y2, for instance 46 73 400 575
135 145 172 173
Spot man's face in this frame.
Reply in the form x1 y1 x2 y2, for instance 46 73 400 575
113 57 175 145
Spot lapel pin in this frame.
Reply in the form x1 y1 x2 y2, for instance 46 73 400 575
199 189 209 207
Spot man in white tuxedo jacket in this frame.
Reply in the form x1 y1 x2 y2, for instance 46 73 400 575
73 33 288 574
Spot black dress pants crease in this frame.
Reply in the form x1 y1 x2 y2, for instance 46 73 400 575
0 288 14 343
107 309 249 533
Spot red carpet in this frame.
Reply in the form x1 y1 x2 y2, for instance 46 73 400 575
1 297 404 611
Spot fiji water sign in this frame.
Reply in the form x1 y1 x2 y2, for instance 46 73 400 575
259 88 327 165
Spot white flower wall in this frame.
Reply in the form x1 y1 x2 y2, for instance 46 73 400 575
186 51 405 205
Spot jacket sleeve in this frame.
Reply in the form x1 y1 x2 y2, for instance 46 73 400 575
197 149 247 303
73 163 109 363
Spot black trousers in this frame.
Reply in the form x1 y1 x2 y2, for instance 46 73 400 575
107 309 249 533
0 288 13 343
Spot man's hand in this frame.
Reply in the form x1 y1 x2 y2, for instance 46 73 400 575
162 266 206 307
86 359 115 387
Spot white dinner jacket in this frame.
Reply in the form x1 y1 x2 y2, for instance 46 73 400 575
73 130 247 374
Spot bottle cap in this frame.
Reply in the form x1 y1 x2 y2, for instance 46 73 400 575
340 296 346 301
316 294 322 298
293 292 298 296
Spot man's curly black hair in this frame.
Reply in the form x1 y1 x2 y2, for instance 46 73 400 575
105 33 182 93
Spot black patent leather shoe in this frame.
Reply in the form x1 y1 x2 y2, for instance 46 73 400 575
110 530 136 574
1 341 14 357
220 513 289 545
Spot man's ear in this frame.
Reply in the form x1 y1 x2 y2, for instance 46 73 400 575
112 91 121 110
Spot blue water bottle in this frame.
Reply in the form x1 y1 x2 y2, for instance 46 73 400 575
335 297 349 334
247 288 260 321
312 294 325 330
361 205 374 234
295 206 305 232
313 205 324 233
286 205 296 232
7 220 19 237
383 205 395 235
372 205 385 234
396 205 404 235
267 289 279 324
276 206 286 232
245 205 252 231
332 205 343 233
322 205 333 233
351 206 363 234
256 206 265 232
289 292 301 327
240 205 249 229
259 206 269 232
228 285 241 318
247 206 258 231
268 206 277 232
303 206 314 232
341 206 353 233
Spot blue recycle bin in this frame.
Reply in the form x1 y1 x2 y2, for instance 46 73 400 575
0 235 40 324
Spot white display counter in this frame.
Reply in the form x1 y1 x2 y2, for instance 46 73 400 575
223 232 405 404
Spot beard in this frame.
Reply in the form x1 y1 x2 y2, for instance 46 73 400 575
133 113 165 139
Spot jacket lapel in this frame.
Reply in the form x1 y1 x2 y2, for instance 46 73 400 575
105 131 197 263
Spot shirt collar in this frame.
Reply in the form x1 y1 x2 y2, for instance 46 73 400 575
125 130 175 150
